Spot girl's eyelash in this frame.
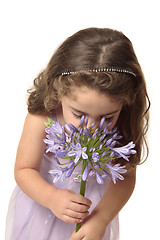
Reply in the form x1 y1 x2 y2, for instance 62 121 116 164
105 116 113 120
72 112 83 119
101 116 113 120
73 112 114 121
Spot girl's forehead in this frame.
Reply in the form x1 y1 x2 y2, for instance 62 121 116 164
63 86 122 115
68 85 119 104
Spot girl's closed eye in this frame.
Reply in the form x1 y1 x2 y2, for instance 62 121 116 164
72 112 83 119
103 116 113 122
73 113 114 124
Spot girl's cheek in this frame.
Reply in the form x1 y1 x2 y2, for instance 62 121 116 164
108 116 119 130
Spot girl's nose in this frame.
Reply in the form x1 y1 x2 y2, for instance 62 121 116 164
86 118 99 132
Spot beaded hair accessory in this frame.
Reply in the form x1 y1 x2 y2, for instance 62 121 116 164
57 67 136 77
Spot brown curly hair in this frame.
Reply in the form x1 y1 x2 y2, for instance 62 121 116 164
27 27 150 166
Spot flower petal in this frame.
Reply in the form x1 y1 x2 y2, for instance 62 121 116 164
79 115 85 127
55 149 68 158
100 117 105 129
68 151 76 157
65 167 74 178
68 160 75 169
96 172 104 184
53 174 61 183
83 128 91 137
84 116 88 126
82 152 88 159
82 165 88 181
64 123 71 133
68 124 78 132
75 155 80 163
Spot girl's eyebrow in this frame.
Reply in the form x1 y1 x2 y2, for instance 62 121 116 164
69 106 120 116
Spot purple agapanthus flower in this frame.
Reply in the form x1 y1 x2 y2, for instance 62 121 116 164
67 142 88 163
111 141 136 161
44 116 136 185
43 116 137 233
105 162 127 184
49 166 66 183
44 120 67 153
49 160 75 183
55 149 69 158
92 152 99 162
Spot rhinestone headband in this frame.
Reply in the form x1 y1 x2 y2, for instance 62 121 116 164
57 67 136 77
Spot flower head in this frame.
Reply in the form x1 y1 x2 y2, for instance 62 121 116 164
44 116 136 185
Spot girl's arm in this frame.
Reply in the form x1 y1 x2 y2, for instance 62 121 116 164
14 113 91 224
70 168 136 240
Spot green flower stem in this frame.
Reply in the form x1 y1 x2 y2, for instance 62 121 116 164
75 159 87 232
75 179 86 232
80 179 86 196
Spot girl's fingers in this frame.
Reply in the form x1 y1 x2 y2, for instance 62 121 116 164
65 208 89 219
68 201 90 213
72 194 92 207
62 214 83 224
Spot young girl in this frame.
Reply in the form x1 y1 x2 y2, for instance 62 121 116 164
5 27 150 240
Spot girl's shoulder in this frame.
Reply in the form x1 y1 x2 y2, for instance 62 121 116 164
25 112 49 123
15 113 50 172
21 113 50 140
25 112 49 128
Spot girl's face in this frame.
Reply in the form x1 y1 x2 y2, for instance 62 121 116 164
58 86 122 130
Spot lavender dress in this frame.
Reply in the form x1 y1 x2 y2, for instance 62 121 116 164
5 124 119 240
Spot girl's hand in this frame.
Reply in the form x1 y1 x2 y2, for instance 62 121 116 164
69 211 107 240
50 189 92 223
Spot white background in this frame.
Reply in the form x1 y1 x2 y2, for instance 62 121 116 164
0 0 159 239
